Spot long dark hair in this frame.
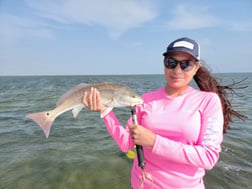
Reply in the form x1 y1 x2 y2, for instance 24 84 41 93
193 64 247 133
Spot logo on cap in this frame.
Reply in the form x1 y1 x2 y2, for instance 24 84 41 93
173 41 194 50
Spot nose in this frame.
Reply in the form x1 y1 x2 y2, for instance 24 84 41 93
173 63 183 73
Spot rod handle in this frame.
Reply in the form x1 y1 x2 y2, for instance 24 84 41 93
131 107 145 170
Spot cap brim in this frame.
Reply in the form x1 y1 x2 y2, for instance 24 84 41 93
162 49 199 60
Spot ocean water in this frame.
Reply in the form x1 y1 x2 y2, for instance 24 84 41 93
0 73 251 189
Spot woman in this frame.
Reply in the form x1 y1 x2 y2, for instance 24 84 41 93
83 37 246 188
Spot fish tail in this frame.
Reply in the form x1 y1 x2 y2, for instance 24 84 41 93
26 110 56 138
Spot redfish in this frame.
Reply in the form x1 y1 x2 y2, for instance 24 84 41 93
26 82 143 138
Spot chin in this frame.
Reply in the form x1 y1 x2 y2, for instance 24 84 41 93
168 83 183 89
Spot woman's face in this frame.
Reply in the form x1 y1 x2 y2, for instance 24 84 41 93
164 51 200 92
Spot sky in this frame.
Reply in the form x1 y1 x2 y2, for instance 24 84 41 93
1 0 252 76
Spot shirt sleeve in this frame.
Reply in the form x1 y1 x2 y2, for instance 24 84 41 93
103 111 135 152
151 93 224 170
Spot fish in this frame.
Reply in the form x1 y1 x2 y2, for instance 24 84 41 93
26 82 143 138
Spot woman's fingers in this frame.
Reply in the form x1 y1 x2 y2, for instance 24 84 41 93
88 88 94 110
96 89 102 110
83 92 89 107
129 124 156 147
92 88 101 111
83 87 102 112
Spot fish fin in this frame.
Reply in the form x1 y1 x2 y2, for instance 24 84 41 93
56 83 91 106
72 105 84 118
99 97 115 118
100 107 113 118
104 97 115 107
26 110 56 138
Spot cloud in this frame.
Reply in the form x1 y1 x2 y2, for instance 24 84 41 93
166 4 220 30
228 20 252 32
165 3 252 33
0 13 55 46
25 0 157 39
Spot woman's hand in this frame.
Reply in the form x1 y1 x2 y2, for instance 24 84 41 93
82 87 104 112
129 124 156 147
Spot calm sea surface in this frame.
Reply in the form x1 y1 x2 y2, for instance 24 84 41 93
0 73 251 189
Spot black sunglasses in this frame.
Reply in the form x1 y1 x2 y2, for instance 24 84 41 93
164 57 198 72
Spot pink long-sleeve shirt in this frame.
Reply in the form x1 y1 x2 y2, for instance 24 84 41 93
103 86 224 189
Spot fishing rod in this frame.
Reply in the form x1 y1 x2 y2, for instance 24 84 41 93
131 106 145 170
